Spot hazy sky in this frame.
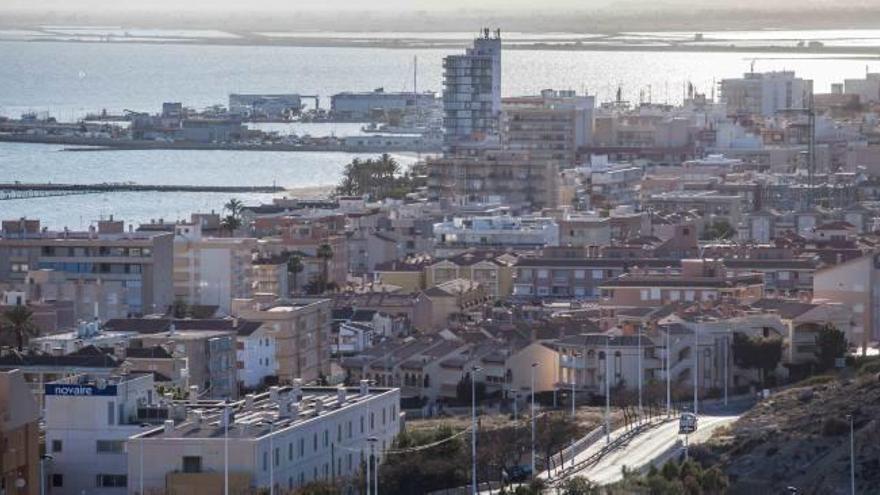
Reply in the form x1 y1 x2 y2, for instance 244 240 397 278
1 0 854 12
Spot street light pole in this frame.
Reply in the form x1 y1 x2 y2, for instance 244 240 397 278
224 401 230 495
368 437 379 495
665 329 671 417
269 421 275 495
471 366 483 495
571 351 582 417
530 362 539 478
365 446 371 495
39 455 52 495
605 336 612 444
724 331 729 407
693 327 699 416
637 328 643 422
848 415 855 495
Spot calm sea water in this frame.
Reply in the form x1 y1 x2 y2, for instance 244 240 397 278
0 38 877 228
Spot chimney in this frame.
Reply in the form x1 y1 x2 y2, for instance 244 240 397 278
163 419 175 434
314 399 324 416
336 387 347 407
269 386 280 402
245 393 255 409
359 379 370 395
288 401 299 418
189 385 199 404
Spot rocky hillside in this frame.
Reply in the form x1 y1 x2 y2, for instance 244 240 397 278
703 372 880 494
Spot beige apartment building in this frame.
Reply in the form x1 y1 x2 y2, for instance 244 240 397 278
427 150 561 209
501 89 594 167
599 260 764 323
813 253 880 350
234 297 332 384
0 217 173 318
0 370 40 495
173 222 257 314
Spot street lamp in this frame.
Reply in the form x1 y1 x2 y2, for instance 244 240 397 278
471 366 483 495
665 328 671 417
268 420 275 495
637 328 643 422
39 454 53 495
571 352 582 417
530 362 540 478
848 414 855 495
605 335 613 444
693 326 699 416
138 422 151 495
224 400 231 495
367 436 379 495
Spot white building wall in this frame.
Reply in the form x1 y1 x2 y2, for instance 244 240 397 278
238 328 277 389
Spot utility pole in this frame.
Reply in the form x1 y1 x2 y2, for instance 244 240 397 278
471 366 482 495
637 329 643 421
693 327 699 416
849 415 855 495
530 362 540 477
666 329 671 417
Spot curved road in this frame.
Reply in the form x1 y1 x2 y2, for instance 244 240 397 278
576 413 738 485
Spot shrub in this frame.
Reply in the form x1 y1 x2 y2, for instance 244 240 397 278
821 417 849 436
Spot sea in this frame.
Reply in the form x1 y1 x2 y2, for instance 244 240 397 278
1 34 879 228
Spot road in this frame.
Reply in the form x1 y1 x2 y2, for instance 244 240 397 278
575 413 738 485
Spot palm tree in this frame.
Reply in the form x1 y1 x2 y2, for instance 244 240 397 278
2 305 38 351
224 198 244 217
221 215 242 236
286 253 304 295
316 243 334 293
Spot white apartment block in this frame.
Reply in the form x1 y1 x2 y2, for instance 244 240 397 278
720 71 813 117
173 222 256 315
44 374 158 495
127 382 400 494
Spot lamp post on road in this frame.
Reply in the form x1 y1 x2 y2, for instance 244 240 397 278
848 414 855 495
471 366 483 495
605 335 614 444
530 362 540 477
665 329 671 417
637 328 643 422
571 352 582 417
39 454 53 495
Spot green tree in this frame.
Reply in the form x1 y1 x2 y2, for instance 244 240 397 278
222 198 245 235
335 154 414 200
814 324 847 371
286 253 304 295
732 332 783 387
170 299 189 318
316 243 334 293
291 481 341 495
560 476 600 495
379 425 468 494
1 305 38 351
701 220 735 240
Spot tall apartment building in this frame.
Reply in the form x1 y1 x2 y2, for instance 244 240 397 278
443 28 502 147
720 71 813 117
173 222 256 315
233 297 332 385
0 218 173 318
426 150 560 210
502 89 595 166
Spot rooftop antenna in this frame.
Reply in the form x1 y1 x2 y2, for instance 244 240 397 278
413 55 418 94
750 59 756 73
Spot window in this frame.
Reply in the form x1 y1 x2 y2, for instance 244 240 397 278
313 433 318 451
96 440 125 453
263 451 268 471
650 288 661 300
370 412 375 430
107 401 116 425
360 416 365 433
182 456 202 473
299 438 305 457
274 447 279 467
52 440 63 453
52 474 63 487
685 290 695 302
289 442 293 461
347 421 352 438
96 474 127 488
777 271 790 281
537 269 549 279
575 270 585 279
669 290 681 302
337 424 342 442
323 430 329 447
640 289 649 301
592 269 604 280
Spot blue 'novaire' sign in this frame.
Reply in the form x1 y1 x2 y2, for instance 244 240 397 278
45 384 117 396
